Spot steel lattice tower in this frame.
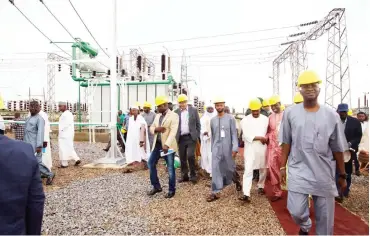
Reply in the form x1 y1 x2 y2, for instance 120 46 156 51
273 8 351 108
47 53 67 111
325 10 351 109
180 50 187 88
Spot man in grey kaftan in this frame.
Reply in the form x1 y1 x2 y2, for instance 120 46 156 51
206 98 241 202
24 101 55 185
279 70 347 235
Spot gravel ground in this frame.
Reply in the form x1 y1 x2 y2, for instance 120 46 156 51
43 142 368 234
44 141 123 191
43 169 285 235
340 174 369 222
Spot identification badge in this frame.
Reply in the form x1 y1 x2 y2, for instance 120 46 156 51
42 148 46 153
221 129 225 138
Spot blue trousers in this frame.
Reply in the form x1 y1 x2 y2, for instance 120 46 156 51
336 160 353 197
36 153 53 178
148 142 176 193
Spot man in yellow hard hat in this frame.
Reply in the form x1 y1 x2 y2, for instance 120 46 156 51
147 96 179 198
239 99 269 203
174 94 201 183
261 99 271 117
206 97 242 202
265 95 284 202
293 92 303 104
280 70 347 235
142 102 156 149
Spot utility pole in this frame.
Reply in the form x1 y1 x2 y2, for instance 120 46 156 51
180 50 188 96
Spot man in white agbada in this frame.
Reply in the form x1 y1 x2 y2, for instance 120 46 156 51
125 105 150 164
58 102 80 168
28 110 53 170
200 103 216 176
239 99 269 203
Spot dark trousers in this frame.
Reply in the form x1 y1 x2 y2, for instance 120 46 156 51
352 153 360 172
106 127 125 152
178 134 197 178
336 160 353 197
148 142 176 193
0 130 4 135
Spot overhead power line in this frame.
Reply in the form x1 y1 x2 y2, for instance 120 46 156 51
189 60 274 67
186 54 279 63
119 24 300 47
68 0 110 58
39 0 75 41
8 0 71 57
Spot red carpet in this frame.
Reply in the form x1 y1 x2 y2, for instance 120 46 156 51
264 181 369 235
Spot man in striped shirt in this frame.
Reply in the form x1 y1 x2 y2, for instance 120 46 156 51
10 112 25 140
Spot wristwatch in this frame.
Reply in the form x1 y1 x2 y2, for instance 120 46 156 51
338 173 347 179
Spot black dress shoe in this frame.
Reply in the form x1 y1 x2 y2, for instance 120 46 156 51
258 188 265 195
299 229 308 235
190 176 197 184
178 177 189 183
46 173 55 185
147 188 162 196
74 160 81 166
238 195 251 203
58 165 68 168
335 196 343 203
165 192 175 198
235 181 242 191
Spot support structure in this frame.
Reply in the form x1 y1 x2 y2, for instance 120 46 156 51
272 8 351 108
325 10 351 109
180 50 188 95
47 53 68 111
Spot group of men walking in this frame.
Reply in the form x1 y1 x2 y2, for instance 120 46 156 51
5 100 81 185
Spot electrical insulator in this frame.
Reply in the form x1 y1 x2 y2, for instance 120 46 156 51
121 69 125 77
131 76 135 81
43 102 47 112
107 70 111 76
139 76 143 82
161 54 166 73
116 56 119 72
7 101 12 111
148 66 151 76
172 83 177 89
26 101 30 111
92 71 97 77
13 101 16 111
178 83 182 93
19 100 23 111
58 64 61 72
137 55 142 71
194 97 199 107
168 57 171 72
70 65 72 75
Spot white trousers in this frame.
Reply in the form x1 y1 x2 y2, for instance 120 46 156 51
243 166 267 196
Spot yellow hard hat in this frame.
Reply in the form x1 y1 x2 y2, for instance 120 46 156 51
155 95 168 106
280 104 286 111
213 97 225 104
297 70 322 86
348 109 353 116
178 94 188 103
143 101 152 108
262 99 270 107
293 92 304 104
269 95 281 105
249 99 262 111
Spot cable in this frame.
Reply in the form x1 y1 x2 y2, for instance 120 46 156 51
189 60 273 67
68 0 109 58
119 24 299 47
40 0 75 41
9 1 71 57
186 54 279 63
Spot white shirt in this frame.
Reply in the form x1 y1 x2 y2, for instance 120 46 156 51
361 121 368 133
0 115 4 130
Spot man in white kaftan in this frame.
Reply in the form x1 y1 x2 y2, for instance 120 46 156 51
239 99 269 202
125 105 150 164
200 104 216 176
58 102 80 168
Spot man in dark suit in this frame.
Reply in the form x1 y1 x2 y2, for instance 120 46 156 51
0 135 45 235
336 103 362 202
175 94 201 183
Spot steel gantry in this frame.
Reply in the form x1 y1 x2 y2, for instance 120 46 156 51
47 53 69 111
272 8 351 108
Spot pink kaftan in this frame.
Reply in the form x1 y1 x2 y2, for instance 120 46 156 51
266 112 283 197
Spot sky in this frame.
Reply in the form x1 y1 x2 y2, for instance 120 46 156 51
0 0 369 112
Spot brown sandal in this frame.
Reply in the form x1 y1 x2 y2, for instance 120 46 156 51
206 193 220 202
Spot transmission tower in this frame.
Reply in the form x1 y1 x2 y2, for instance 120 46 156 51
180 50 188 90
47 53 68 111
272 8 351 108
